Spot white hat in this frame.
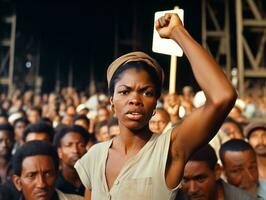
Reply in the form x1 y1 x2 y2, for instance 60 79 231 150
76 104 88 113
8 112 23 125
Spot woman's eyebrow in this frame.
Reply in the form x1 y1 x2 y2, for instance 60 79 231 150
117 85 131 89
138 85 154 91
116 84 154 90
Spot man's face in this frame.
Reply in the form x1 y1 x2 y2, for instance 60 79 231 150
182 161 219 200
249 129 266 156
221 122 243 139
97 108 110 122
58 132 87 167
96 126 109 142
223 150 258 194
28 110 41 124
62 114 73 126
13 155 57 200
149 110 169 134
0 130 14 157
14 121 27 145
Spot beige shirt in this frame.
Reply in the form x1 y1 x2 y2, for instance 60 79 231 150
56 189 84 200
74 128 178 200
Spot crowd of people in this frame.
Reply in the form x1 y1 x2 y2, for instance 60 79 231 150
1 85 266 199
0 13 265 200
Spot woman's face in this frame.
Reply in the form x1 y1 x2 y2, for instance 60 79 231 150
111 68 157 131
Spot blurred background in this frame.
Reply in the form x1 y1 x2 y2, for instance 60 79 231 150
0 0 265 98
1 0 206 94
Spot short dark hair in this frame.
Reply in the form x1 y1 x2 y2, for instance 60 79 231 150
12 140 59 176
22 122 55 142
73 115 90 125
219 139 255 166
39 117 53 126
28 106 42 116
109 61 162 99
13 117 29 127
189 145 218 170
0 112 8 119
0 123 15 141
53 125 89 148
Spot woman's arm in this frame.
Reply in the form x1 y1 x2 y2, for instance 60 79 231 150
156 13 237 188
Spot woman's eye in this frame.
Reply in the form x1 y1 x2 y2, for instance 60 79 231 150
119 90 129 95
26 173 35 178
144 91 154 97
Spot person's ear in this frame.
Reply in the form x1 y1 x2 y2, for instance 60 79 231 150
110 97 115 114
12 174 22 191
57 148 63 159
218 164 228 180
214 164 222 181
110 96 113 106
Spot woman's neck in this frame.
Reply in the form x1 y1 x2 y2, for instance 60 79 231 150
114 125 153 155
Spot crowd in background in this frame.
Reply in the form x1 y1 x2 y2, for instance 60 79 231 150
0 85 265 199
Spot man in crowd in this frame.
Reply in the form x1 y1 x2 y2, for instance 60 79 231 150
149 107 171 134
245 122 266 194
53 125 88 196
220 117 244 140
0 112 8 125
0 124 14 183
107 117 120 138
176 144 256 200
219 139 266 198
73 115 90 132
12 117 29 153
96 106 110 123
11 140 83 200
62 114 74 127
94 120 109 142
22 122 54 143
27 106 42 124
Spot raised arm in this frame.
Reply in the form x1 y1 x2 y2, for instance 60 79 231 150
156 13 237 188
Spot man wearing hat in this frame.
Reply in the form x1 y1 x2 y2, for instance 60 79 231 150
245 122 266 196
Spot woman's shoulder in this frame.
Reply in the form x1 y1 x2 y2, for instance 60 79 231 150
79 140 112 162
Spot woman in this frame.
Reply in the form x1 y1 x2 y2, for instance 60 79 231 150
75 13 237 200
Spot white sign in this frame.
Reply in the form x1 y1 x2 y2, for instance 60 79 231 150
152 9 184 57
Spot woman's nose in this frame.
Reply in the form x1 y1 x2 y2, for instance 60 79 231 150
129 93 143 106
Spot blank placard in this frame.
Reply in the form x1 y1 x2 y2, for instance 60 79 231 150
152 9 184 57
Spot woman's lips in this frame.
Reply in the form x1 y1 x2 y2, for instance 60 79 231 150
126 112 144 120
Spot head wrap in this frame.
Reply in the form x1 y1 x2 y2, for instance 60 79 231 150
107 51 164 87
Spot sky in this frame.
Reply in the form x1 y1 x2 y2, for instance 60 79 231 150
13 0 202 94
